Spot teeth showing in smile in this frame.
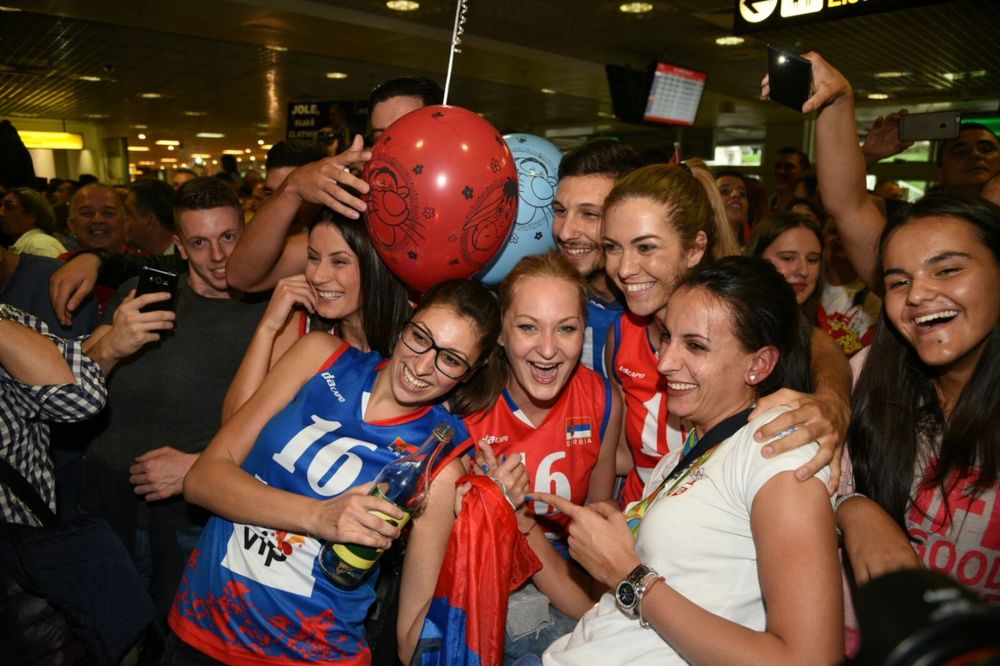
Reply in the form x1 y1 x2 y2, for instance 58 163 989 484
914 310 958 325
668 382 697 391
624 282 654 294
563 246 593 256
316 290 343 300
402 365 429 389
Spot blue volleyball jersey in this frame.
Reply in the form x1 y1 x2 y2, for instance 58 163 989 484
169 343 471 665
582 295 623 381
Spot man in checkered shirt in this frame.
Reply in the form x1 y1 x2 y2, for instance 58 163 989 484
0 304 107 525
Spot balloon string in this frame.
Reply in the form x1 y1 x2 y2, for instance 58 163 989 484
443 0 468 105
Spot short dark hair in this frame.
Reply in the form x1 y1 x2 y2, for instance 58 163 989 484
130 178 176 232
558 138 643 181
776 147 810 171
714 169 749 187
174 167 198 178
935 122 999 167
368 77 443 114
175 176 241 217
266 140 328 170
676 255 812 397
78 174 99 186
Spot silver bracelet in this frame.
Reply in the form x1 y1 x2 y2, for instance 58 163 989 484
489 476 516 512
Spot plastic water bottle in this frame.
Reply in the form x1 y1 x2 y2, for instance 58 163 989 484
318 422 455 588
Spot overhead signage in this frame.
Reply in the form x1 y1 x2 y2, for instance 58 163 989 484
734 0 956 34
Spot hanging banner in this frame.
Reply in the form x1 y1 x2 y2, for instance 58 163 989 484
734 0 957 34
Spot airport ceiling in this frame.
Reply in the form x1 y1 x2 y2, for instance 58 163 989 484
1 0 998 165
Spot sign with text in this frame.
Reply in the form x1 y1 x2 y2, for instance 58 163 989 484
285 100 366 146
734 0 955 34
643 64 707 127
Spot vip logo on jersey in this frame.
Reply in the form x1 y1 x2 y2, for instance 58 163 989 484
222 522 321 597
389 437 418 457
565 417 593 446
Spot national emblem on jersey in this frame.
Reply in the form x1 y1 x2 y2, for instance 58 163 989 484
565 416 593 446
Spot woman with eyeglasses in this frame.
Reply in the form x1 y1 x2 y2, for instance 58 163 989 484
166 279 503 665
462 251 621 662
221 208 411 421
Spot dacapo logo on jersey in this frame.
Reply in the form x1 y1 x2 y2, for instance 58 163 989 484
565 417 593 447
617 365 647 379
320 372 346 403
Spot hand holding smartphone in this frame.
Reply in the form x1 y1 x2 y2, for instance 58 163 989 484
898 111 961 142
767 45 813 112
134 266 179 312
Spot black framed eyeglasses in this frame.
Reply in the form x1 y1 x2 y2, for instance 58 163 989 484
399 321 475 380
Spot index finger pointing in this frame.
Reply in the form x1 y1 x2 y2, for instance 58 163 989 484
532 492 579 519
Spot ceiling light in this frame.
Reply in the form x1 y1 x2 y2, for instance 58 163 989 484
190 153 211 159
874 71 907 79
540 88 556 95
236 157 243 163
180 163 189 168
222 149 244 155
257 123 269 128
867 93 890 100
195 132 225 138
943 69 987 81
160 158 178 163
18 131 84 150
265 45 288 52
257 139 265 145
619 2 653 13
326 72 348 80
183 111 207 117
244 148 251 153
249 156 257 161
212 160 218 165
86 113 108 119
131 124 148 129
597 111 614 118
261 144 273 151
386 0 420 10
155 139 180 146
715 36 744 46
127 146 150 152
167 145 175 151
77 75 103 82
137 133 146 140
0 6 23 11
140 92 162 99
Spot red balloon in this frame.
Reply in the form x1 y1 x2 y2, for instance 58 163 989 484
363 105 518 293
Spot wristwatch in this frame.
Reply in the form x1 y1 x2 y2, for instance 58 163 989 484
615 563 658 620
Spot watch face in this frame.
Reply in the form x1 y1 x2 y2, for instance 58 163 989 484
617 583 636 607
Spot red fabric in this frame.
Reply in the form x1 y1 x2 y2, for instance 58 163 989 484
434 475 541 666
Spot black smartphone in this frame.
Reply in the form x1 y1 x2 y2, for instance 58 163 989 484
767 45 813 112
899 111 961 142
134 266 178 312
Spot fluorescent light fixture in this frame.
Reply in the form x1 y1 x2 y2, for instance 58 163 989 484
0 6 23 11
540 88 556 95
386 0 419 10
195 132 225 139
183 111 207 117
326 72 348 79
77 75 103 82
18 130 84 150
715 36 744 46
943 69 987 81
127 146 150 152
190 153 212 159
131 124 148 129
261 144 273 151
222 149 244 155
875 71 907 79
619 2 653 13
155 139 180 146
265 45 288 52
160 158 178 163
86 113 108 119
867 93 890 100
140 92 163 99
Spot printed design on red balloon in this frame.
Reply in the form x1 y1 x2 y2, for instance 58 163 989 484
366 159 425 252
460 175 518 267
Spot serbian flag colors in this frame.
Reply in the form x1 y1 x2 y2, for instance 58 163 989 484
412 476 542 666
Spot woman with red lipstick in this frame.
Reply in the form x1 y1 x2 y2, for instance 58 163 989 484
746 211 824 321
167 279 502 665
535 257 842 665
464 251 621 661
602 162 848 506
222 209 410 420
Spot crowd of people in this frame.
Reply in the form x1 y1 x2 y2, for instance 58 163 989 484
2 52 1000 665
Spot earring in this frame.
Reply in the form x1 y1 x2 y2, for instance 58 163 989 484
748 373 756 384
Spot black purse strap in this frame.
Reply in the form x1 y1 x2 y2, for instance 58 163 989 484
0 455 57 526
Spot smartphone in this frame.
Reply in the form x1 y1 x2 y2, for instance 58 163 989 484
899 111 961 142
134 266 178 312
767 45 813 112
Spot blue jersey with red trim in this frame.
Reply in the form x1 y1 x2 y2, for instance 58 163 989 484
464 365 611 540
582 295 623 380
612 311 688 505
169 343 471 665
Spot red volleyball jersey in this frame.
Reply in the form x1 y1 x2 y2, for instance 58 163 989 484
464 365 611 540
612 310 688 505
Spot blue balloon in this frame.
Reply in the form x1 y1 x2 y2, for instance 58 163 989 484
478 133 562 285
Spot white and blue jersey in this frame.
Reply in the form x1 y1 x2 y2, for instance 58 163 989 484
169 343 471 665
582 295 624 381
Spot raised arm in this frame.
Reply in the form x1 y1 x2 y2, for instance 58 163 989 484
802 52 887 291
0 317 75 386
226 136 372 292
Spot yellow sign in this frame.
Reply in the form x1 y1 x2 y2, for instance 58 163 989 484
18 131 84 150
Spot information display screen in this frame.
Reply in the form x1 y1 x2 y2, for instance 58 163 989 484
643 63 707 127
